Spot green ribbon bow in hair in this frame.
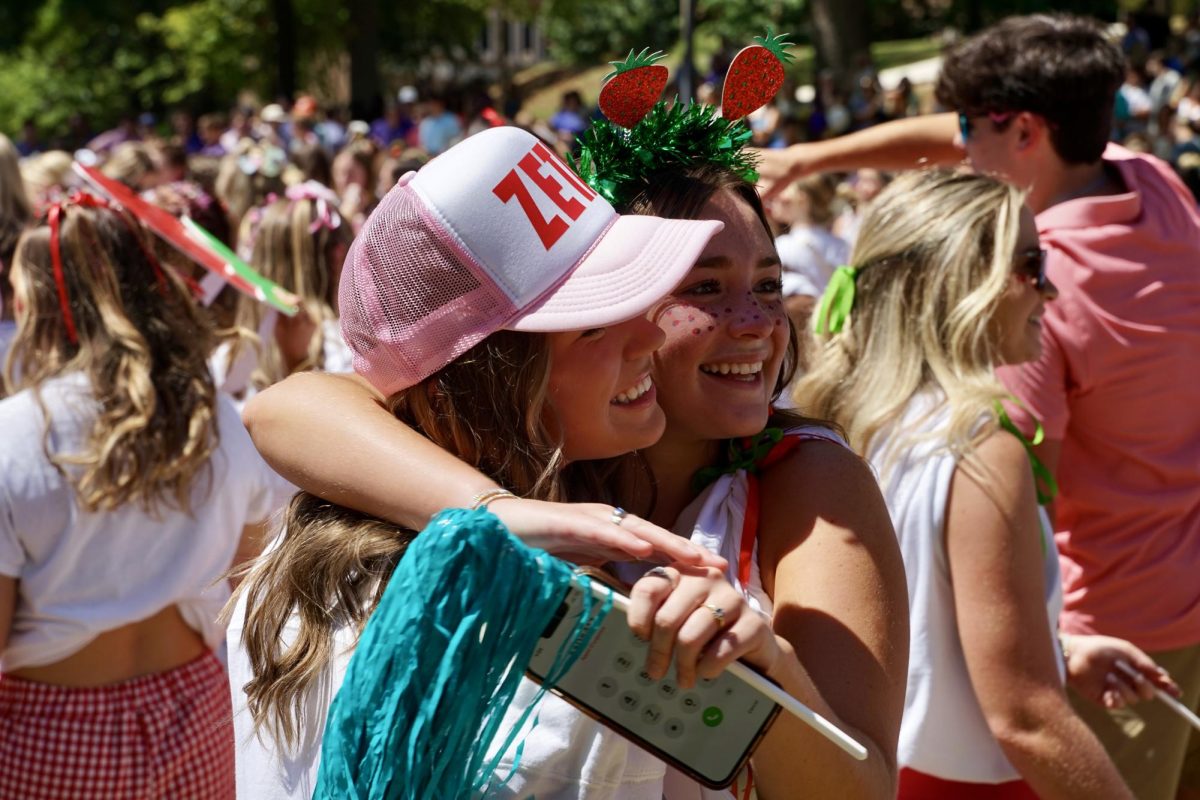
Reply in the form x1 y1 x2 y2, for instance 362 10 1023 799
994 399 1059 506
812 265 858 335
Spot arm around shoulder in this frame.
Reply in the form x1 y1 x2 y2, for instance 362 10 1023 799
753 440 909 799
242 371 498 529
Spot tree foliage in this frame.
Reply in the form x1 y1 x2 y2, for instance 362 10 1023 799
0 0 488 138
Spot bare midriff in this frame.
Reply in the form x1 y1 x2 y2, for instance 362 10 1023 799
7 605 207 687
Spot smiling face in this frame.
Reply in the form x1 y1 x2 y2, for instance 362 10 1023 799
649 189 789 447
992 207 1057 365
545 314 667 462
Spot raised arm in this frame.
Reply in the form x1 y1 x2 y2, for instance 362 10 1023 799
948 432 1132 800
242 371 726 568
754 113 963 200
752 441 910 799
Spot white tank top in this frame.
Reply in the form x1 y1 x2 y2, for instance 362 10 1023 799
868 393 1063 783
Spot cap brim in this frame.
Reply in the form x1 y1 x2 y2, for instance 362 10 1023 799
508 215 723 332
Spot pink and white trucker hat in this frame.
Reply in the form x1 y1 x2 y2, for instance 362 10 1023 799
340 126 724 394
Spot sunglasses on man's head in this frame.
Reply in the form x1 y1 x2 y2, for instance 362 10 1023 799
958 111 1015 142
1014 247 1048 291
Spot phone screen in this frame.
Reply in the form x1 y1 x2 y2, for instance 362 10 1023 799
525 577 780 788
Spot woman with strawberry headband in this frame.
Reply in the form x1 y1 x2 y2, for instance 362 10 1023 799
243 34 907 799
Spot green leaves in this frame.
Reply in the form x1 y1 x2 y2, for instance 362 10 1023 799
603 48 666 82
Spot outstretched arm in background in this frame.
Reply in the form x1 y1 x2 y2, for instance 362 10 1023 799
754 113 963 200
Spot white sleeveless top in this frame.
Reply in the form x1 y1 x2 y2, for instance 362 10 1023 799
495 425 839 800
868 393 1063 784
230 427 841 800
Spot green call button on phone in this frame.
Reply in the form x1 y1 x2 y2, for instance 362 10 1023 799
702 706 724 727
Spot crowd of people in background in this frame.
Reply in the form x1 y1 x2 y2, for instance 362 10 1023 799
1 9 1199 800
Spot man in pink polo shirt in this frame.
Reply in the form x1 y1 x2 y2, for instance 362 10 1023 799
757 15 1200 799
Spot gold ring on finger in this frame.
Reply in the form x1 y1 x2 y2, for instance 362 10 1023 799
704 602 726 627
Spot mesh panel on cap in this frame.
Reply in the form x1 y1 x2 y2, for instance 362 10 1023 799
339 183 515 394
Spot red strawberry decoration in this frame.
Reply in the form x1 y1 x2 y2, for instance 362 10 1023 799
721 29 795 120
599 48 670 129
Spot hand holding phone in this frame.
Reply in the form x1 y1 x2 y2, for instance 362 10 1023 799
626 564 783 691
526 566 867 789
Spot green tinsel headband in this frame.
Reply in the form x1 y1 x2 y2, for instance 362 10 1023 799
571 101 759 210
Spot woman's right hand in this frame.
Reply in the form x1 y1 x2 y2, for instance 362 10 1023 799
625 565 782 689
487 499 727 570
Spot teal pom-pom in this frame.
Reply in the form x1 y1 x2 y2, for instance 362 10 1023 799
314 508 609 799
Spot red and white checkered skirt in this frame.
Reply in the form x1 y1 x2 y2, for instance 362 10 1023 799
0 650 234 799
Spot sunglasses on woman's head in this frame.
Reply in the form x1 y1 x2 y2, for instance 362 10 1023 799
1014 247 1048 291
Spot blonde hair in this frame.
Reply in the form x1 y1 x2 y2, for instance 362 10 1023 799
19 150 73 211
234 330 631 750
229 195 353 390
788 173 839 227
792 170 1025 476
0 133 33 324
214 145 286 227
101 142 157 191
5 203 218 514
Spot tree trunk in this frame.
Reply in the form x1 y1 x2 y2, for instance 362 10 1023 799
348 0 381 120
272 0 296 100
809 0 871 95
678 0 697 103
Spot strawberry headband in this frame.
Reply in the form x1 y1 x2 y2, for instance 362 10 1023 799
572 31 794 208
45 191 170 345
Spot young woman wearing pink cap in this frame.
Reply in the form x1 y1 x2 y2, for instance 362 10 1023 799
242 109 907 798
227 126 770 799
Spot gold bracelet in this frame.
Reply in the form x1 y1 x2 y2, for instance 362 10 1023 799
1057 630 1072 662
469 488 517 510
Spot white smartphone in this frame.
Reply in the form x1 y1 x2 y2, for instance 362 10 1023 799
524 568 780 789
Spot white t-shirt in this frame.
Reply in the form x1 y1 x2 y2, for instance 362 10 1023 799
209 317 354 407
0 372 279 670
0 320 16 373
868 392 1063 784
774 226 850 298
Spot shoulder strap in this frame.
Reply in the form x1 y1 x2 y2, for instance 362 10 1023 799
737 431 835 587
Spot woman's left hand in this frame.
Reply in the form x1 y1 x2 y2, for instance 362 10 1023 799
624 565 786 689
1063 632 1180 709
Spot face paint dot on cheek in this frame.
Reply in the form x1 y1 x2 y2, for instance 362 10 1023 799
707 325 714 331
692 328 701 335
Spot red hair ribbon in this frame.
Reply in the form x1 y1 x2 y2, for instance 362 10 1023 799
47 203 78 345
45 191 174 345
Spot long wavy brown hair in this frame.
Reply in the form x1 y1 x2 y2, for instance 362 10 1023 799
235 329 633 750
4 202 218 515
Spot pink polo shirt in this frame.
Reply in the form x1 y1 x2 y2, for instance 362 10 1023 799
999 144 1200 652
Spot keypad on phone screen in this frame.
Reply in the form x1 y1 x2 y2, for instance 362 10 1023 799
526 583 778 784
589 650 734 741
